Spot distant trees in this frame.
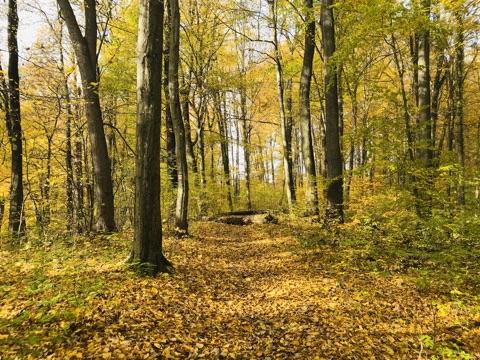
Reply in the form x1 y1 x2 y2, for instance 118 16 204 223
0 0 478 242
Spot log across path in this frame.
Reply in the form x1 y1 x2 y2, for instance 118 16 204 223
2 222 478 358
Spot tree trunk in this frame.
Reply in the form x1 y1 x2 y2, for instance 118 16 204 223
0 198 5 233
168 0 189 236
240 88 252 210
208 118 215 182
454 10 465 205
73 77 87 233
345 84 358 204
390 35 415 163
216 93 233 212
131 0 171 275
41 137 53 226
6 0 25 236
431 54 446 153
321 0 344 223
416 0 433 217
198 119 207 187
162 5 178 189
299 0 319 217
59 23 75 230
269 0 295 208
181 84 198 175
57 0 116 232
270 136 276 186
234 102 241 199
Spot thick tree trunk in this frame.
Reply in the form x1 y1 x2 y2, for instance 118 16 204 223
299 0 319 217
131 0 171 275
57 0 116 232
321 0 344 223
168 0 189 236
268 0 295 208
7 0 25 236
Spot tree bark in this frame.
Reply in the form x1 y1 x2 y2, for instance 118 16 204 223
0 198 5 233
240 88 252 210
6 0 25 236
163 1 177 188
168 0 189 236
57 0 116 232
58 22 75 231
454 10 465 205
216 92 233 211
416 0 433 217
299 0 319 216
268 0 296 209
321 0 344 223
181 80 198 175
132 0 171 275
73 76 87 233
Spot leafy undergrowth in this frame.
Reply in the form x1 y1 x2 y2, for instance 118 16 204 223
0 222 479 359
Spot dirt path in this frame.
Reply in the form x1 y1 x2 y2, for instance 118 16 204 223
45 222 461 359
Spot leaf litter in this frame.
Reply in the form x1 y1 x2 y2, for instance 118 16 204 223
0 222 479 359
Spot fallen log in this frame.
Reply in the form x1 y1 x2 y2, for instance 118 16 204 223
209 211 278 225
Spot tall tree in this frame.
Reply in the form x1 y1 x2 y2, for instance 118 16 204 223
299 0 319 216
321 0 344 223
163 0 178 188
131 0 172 274
240 86 252 210
57 20 75 231
454 8 465 205
6 0 25 235
57 0 116 232
416 0 433 217
268 0 296 209
168 0 189 236
215 92 233 211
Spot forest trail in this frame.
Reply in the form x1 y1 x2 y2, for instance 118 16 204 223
1 222 479 359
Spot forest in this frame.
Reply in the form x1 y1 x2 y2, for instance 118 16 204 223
0 0 479 358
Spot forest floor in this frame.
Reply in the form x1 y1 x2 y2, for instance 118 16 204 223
0 221 479 359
